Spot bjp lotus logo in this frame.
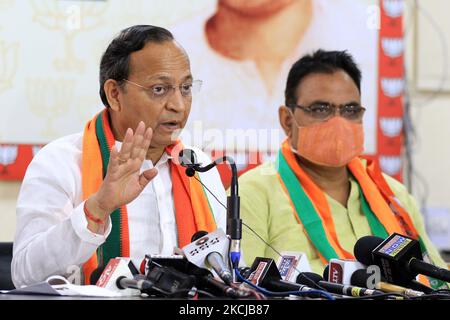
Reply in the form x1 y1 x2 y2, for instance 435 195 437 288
379 156 402 176
0 41 19 93
381 77 404 98
30 0 108 72
382 37 404 59
27 78 75 139
0 144 18 174
383 0 404 18
380 117 403 138
32 145 43 157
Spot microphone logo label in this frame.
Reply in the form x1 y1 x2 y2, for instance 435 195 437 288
248 261 267 286
329 262 343 284
378 234 411 257
188 236 221 256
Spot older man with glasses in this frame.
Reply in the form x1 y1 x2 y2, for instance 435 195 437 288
238 50 449 289
12 25 226 287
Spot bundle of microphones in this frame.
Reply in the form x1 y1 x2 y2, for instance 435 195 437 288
88 230 450 300
88 149 450 299
89 229 259 299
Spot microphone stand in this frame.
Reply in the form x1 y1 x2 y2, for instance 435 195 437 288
182 155 242 281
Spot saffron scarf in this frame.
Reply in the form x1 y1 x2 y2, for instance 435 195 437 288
277 139 447 289
81 109 216 283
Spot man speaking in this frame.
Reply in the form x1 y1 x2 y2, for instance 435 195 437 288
12 25 226 287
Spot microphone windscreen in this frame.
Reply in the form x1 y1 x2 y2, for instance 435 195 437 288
323 264 330 281
296 272 323 286
238 267 252 279
191 230 208 242
350 268 386 287
350 268 371 287
353 236 384 266
178 149 198 167
90 265 105 285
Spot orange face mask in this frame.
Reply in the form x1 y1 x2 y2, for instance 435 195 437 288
291 116 364 167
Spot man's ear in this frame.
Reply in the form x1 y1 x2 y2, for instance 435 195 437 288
279 105 294 138
104 79 123 111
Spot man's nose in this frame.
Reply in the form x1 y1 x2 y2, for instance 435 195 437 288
166 86 187 112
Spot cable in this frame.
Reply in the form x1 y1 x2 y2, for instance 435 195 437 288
164 288 217 299
195 172 325 289
194 175 227 210
409 293 450 300
233 268 335 300
194 174 290 262
337 292 409 300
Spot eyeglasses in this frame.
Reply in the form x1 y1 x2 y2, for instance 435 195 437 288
122 79 203 100
289 102 366 121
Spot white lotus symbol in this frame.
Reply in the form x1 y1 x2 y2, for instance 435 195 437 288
382 37 404 58
380 117 403 137
381 77 404 98
0 145 18 174
380 156 402 176
383 0 404 18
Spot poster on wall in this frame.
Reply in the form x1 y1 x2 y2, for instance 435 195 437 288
0 0 404 184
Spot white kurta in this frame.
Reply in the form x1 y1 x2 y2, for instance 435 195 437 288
12 132 227 288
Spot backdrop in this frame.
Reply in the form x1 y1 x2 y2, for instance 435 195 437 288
0 0 405 184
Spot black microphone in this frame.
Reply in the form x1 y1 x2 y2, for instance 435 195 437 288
116 274 154 292
145 260 196 297
296 272 324 290
247 257 323 298
354 233 450 285
179 149 242 269
145 251 240 298
350 266 434 295
350 268 427 297
295 272 384 297
191 230 208 242
89 265 105 285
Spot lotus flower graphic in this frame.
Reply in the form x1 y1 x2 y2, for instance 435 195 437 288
379 155 402 176
380 117 403 137
382 37 404 59
0 144 18 174
27 78 75 139
381 77 404 98
383 0 404 18
32 145 43 157
30 0 108 72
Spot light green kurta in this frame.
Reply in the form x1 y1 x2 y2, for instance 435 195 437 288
238 161 449 276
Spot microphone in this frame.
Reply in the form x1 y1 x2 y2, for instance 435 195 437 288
276 251 312 282
178 148 199 177
179 149 242 269
94 258 142 296
247 257 324 298
116 274 154 292
354 233 450 285
145 259 196 297
182 229 233 285
142 251 241 298
90 265 105 285
296 272 385 298
324 259 366 284
351 269 424 297
296 272 325 290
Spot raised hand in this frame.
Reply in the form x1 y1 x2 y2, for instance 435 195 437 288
85 121 158 232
